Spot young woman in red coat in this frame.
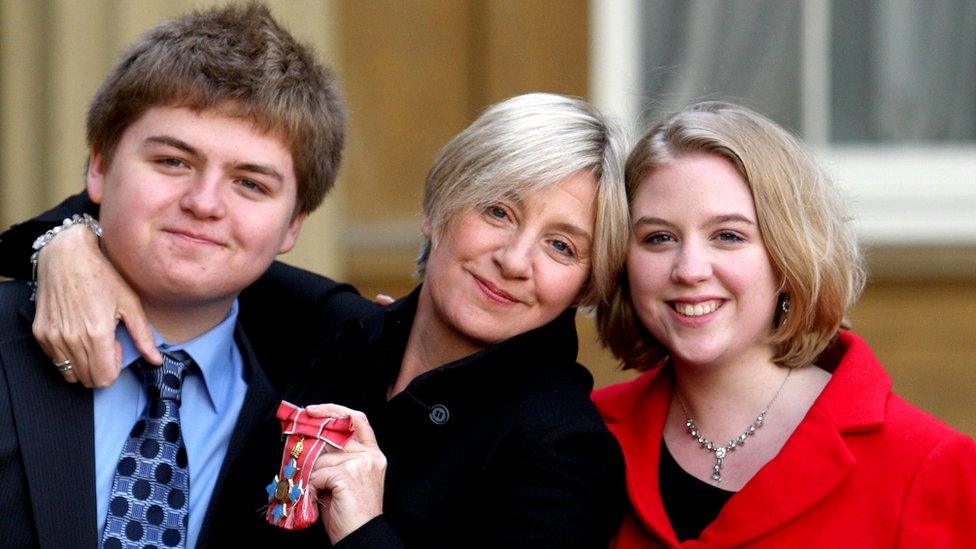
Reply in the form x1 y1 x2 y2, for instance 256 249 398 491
593 101 976 548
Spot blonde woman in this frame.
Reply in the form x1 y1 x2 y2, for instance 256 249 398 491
594 101 976 547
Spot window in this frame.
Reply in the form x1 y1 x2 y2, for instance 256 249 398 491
591 0 976 246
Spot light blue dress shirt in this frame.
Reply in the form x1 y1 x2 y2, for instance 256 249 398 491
93 300 248 548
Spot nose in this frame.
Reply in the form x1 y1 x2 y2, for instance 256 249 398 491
493 234 533 279
671 241 712 285
179 173 226 219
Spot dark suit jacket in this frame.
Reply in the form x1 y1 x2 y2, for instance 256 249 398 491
0 192 382 547
0 272 368 548
0 282 271 546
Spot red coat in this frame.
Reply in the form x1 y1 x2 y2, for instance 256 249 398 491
593 331 976 548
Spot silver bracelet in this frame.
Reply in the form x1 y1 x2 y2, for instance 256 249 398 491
29 213 103 301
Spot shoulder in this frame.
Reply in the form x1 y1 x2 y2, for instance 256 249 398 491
514 359 602 424
592 367 665 424
818 331 967 455
886 392 967 439
893 418 976 545
239 261 377 338
244 261 365 311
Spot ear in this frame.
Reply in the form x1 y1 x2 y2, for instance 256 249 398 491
277 212 306 254
421 216 432 238
86 150 107 204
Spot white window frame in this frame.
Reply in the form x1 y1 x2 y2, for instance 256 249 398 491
590 0 976 246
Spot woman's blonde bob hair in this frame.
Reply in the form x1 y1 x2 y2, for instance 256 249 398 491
416 92 629 308
598 101 866 369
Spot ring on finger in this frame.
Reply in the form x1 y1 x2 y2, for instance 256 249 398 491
54 359 73 373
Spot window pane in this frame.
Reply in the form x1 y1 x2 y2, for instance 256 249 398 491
831 0 976 143
640 0 802 132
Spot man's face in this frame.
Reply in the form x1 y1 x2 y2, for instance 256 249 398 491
87 105 304 315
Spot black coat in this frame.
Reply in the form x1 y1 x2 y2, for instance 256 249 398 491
290 288 626 548
0 279 348 548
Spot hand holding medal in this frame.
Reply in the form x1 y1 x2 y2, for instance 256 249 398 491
265 401 355 530
306 403 387 544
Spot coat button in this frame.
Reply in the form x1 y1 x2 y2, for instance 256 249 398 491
429 404 450 425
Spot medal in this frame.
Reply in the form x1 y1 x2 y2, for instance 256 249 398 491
265 401 354 530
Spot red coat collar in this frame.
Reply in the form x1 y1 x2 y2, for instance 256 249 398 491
593 331 890 546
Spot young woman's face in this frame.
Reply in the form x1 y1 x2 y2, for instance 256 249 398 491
626 153 780 369
420 171 597 355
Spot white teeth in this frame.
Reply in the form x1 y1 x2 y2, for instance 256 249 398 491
674 300 720 317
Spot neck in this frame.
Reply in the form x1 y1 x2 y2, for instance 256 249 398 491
143 299 232 344
391 285 484 398
671 346 787 431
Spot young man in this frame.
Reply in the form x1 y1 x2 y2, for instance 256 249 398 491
0 4 354 547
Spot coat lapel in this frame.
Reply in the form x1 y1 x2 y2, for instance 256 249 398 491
0 303 97 547
602 367 681 546
195 324 280 547
599 344 873 547
699 407 856 546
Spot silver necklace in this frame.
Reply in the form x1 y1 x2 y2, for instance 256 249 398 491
674 368 792 484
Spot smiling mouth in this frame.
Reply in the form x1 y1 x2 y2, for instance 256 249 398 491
671 300 722 317
166 229 223 247
473 275 520 305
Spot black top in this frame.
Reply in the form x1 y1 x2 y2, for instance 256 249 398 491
289 287 626 548
659 442 735 542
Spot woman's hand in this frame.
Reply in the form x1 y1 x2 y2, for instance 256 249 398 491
307 403 387 544
33 224 161 387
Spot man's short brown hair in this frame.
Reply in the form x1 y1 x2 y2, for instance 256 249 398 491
86 2 344 215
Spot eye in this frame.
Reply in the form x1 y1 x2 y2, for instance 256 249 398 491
641 232 675 245
237 178 267 194
548 238 577 258
483 203 512 223
487 205 508 219
158 157 188 170
716 231 745 243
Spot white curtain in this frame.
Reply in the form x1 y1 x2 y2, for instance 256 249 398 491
640 0 976 143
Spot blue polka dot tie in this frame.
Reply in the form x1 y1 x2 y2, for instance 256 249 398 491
100 351 192 549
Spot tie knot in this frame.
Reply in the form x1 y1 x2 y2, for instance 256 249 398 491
135 350 192 403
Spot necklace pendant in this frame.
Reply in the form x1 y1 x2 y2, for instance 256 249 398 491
711 451 726 483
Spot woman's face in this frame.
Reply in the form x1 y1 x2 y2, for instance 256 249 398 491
420 171 597 354
626 153 779 369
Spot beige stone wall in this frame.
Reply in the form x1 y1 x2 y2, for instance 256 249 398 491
0 0 343 278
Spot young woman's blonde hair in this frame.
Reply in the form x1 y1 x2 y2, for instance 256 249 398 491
416 92 629 308
598 101 866 369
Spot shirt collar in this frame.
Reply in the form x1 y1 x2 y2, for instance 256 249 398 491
117 300 241 413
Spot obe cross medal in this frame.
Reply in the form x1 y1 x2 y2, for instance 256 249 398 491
267 436 305 523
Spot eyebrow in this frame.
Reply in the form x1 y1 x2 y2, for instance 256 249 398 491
236 162 284 184
553 222 593 242
144 135 284 183
633 213 755 228
145 135 199 156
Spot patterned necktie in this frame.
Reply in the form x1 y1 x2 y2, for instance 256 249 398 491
100 351 192 549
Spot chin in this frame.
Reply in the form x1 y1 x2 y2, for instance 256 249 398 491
666 342 727 368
